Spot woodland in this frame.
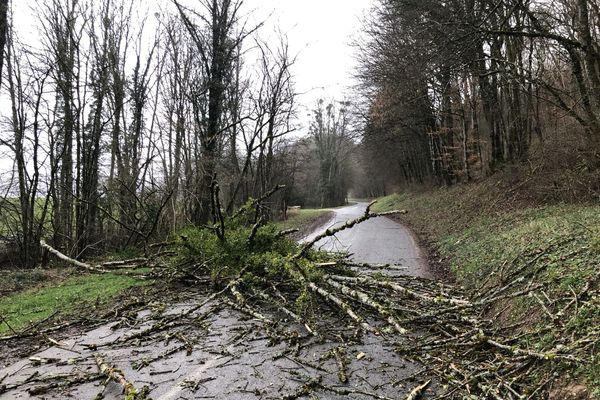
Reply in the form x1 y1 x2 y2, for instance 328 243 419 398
3 0 600 266
355 0 600 200
0 0 356 268
1 0 600 399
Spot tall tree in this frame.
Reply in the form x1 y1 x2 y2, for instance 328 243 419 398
40 0 85 255
310 100 354 208
174 0 253 225
0 0 9 87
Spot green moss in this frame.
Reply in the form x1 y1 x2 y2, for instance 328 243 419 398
0 273 146 334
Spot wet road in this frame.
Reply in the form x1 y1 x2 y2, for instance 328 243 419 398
303 202 430 278
0 203 434 399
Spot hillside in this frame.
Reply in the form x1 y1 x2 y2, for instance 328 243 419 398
373 177 600 398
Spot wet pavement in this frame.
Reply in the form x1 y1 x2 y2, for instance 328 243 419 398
0 203 435 399
302 202 430 278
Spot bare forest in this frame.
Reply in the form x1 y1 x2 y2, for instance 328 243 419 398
0 0 360 268
1 1 600 399
7 0 600 266
356 0 600 198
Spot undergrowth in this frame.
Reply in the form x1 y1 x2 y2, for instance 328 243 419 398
174 223 328 284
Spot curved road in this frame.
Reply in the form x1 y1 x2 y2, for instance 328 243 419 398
303 202 430 278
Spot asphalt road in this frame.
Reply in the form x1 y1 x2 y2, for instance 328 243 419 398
0 203 435 399
303 202 430 278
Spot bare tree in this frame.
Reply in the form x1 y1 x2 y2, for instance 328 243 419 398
0 0 9 87
355 0 600 189
39 0 87 255
4 23 53 266
174 0 255 225
310 100 355 208
224 34 297 215
0 0 304 267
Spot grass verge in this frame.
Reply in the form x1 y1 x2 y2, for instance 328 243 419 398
374 187 600 396
0 273 147 335
274 208 333 235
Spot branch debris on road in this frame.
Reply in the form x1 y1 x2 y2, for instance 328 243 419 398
0 193 595 399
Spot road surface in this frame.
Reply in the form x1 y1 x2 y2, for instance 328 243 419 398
0 203 435 399
303 202 430 278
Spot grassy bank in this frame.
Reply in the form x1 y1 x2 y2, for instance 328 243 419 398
274 208 333 236
0 273 147 335
374 186 600 396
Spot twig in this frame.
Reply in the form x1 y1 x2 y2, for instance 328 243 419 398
95 354 147 399
404 380 431 400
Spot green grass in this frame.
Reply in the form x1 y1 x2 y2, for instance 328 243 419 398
0 197 52 236
373 192 600 289
0 273 147 334
374 189 600 394
274 208 333 232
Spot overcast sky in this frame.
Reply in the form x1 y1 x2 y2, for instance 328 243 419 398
14 0 373 118
1 0 373 174
250 0 373 115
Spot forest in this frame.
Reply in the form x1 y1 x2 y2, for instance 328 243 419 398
1 0 600 398
0 0 357 268
4 0 600 267
355 0 600 199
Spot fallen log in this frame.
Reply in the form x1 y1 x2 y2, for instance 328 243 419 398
95 354 147 399
41 241 109 273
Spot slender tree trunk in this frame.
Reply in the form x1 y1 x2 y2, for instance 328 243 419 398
0 0 9 88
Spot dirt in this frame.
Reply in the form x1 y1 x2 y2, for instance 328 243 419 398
549 384 591 400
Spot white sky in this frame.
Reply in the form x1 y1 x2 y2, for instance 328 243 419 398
1 0 372 176
14 0 372 122
249 0 372 118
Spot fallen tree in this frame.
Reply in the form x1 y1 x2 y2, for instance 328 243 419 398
32 186 595 399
